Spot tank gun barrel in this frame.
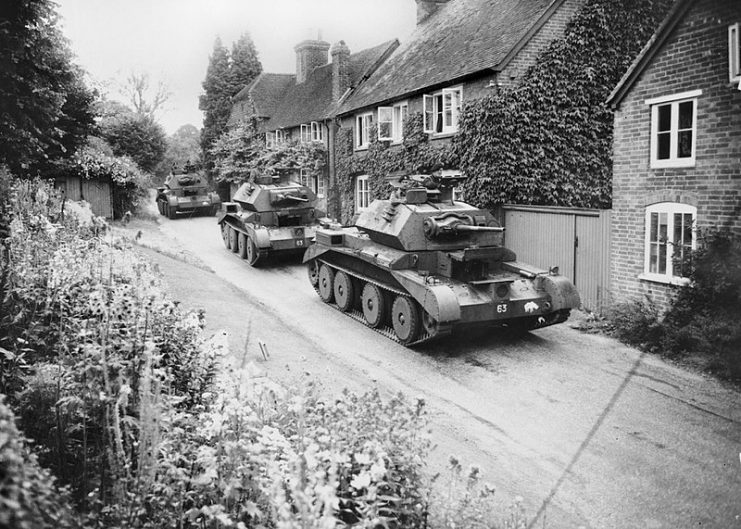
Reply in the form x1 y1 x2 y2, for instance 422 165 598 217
423 214 504 239
274 193 309 203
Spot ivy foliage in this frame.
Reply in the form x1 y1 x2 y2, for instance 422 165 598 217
455 0 673 210
335 113 457 223
211 121 327 184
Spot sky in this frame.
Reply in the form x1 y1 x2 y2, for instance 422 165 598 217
55 0 417 135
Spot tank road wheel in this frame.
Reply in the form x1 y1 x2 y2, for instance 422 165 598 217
391 296 421 345
307 260 320 288
229 227 239 253
237 232 249 259
221 223 230 249
244 235 261 267
422 311 440 338
333 271 356 312
361 283 388 328
317 264 335 303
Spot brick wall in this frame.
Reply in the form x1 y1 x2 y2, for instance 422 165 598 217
610 0 741 310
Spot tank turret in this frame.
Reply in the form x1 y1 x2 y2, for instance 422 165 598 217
303 173 580 345
156 170 221 219
217 170 325 266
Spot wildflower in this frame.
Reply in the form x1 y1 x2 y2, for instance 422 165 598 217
354 452 371 465
350 471 371 490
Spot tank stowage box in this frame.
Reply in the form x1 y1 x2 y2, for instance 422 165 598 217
156 171 221 219
303 174 580 345
217 172 324 266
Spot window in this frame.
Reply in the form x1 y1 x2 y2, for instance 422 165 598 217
266 129 287 147
311 121 323 142
423 86 462 135
642 203 696 284
300 124 311 143
646 91 700 168
299 168 325 198
378 102 408 142
355 112 374 149
729 23 741 83
355 175 370 212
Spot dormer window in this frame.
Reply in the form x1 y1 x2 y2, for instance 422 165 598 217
423 86 462 135
300 124 311 143
266 129 287 147
311 121 323 142
729 23 741 83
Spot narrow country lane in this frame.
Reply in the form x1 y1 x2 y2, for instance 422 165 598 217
125 211 741 529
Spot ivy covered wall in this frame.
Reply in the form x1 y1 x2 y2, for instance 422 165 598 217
455 0 674 210
334 0 673 221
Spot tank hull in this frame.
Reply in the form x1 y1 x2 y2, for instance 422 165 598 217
303 227 579 346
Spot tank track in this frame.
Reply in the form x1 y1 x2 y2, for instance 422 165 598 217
312 259 442 347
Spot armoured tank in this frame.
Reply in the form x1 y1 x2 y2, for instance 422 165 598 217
156 171 221 219
217 171 324 266
303 173 580 345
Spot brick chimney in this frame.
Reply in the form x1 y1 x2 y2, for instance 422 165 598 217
331 40 351 102
415 0 450 24
295 38 330 84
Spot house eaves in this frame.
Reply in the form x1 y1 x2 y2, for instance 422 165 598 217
607 0 694 109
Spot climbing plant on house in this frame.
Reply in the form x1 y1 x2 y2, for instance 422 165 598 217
455 0 674 210
335 113 457 222
211 121 326 184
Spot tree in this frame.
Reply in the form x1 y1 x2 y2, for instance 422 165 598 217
98 101 167 173
199 33 262 177
0 0 96 175
155 124 202 178
120 71 171 121
229 33 262 90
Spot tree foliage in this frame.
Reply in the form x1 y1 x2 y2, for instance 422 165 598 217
455 0 673 210
155 124 202 178
199 34 262 175
98 102 167 173
0 0 96 175
211 121 326 184
119 71 171 121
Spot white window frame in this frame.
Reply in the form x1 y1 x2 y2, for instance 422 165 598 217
300 124 311 144
311 121 323 142
729 23 741 83
646 90 700 168
423 86 462 135
355 112 374 150
378 102 409 142
355 174 370 212
299 168 325 198
641 202 696 285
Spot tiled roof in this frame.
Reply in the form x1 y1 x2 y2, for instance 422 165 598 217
231 40 398 132
339 0 560 114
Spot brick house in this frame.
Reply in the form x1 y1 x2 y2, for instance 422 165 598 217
228 37 398 211
335 0 587 216
607 0 741 310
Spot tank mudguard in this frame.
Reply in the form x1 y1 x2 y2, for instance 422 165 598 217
538 274 581 311
390 270 461 324
302 244 331 263
250 226 271 249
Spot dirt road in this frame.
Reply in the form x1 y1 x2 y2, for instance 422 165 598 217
121 211 741 529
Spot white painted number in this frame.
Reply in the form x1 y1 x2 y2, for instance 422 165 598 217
296 240 304 247
497 304 508 313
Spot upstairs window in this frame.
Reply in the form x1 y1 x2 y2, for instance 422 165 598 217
642 202 696 284
355 175 370 212
378 102 408 142
729 23 741 83
266 129 287 147
423 86 462 135
355 112 374 149
300 124 311 143
646 90 700 168
311 121 323 142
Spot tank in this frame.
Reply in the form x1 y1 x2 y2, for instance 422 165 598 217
156 170 221 219
217 171 324 266
303 173 580 345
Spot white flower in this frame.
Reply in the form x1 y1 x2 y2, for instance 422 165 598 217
354 452 371 465
350 471 371 490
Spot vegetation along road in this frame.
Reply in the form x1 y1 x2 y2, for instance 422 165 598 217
125 210 741 529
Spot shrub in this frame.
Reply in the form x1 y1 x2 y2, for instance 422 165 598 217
607 299 664 351
0 396 83 529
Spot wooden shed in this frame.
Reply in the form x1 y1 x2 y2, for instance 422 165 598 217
55 175 114 219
